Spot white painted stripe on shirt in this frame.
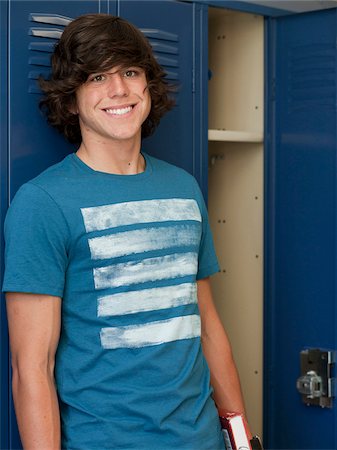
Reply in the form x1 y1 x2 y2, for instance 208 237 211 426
93 252 198 290
81 198 201 233
88 224 200 260
97 282 197 317
100 314 201 349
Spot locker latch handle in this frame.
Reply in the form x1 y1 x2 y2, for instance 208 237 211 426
296 370 323 399
296 348 335 408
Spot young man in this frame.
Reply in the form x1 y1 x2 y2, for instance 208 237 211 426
3 14 250 450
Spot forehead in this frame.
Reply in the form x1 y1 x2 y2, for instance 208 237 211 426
89 63 145 74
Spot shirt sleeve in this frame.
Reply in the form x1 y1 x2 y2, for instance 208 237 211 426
2 182 70 297
193 180 220 280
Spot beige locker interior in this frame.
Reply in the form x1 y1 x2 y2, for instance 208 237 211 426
208 8 264 438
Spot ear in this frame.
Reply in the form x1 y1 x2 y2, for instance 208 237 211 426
69 106 79 115
68 97 79 115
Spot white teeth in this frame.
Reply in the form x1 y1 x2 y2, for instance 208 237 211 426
105 106 133 116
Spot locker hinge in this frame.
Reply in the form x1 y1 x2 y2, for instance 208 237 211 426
296 348 335 408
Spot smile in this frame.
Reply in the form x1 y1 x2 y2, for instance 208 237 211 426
104 106 133 116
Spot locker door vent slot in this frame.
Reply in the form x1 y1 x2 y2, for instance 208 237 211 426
288 44 336 112
28 19 180 94
141 29 179 82
28 13 73 94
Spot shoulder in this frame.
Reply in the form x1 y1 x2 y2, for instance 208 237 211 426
9 154 74 208
146 153 206 208
146 153 199 187
28 154 75 189
6 182 64 232
6 155 75 226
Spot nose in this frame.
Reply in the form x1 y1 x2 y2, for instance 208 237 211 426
106 73 129 98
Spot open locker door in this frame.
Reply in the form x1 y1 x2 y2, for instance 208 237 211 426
265 7 337 449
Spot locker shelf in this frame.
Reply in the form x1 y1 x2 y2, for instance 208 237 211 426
208 129 263 143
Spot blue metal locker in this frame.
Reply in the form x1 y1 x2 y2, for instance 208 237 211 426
198 3 337 447
2 1 337 449
0 1 202 448
2 2 116 448
264 8 337 449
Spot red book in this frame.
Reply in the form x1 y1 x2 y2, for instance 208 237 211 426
219 412 252 450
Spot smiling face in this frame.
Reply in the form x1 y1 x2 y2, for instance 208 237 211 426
74 66 151 148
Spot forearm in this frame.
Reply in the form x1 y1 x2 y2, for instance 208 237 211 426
202 318 246 415
202 319 253 441
12 368 61 450
197 277 251 439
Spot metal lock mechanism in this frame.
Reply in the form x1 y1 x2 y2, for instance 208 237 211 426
296 348 335 408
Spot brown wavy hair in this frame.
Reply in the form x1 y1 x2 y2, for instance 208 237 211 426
39 14 175 144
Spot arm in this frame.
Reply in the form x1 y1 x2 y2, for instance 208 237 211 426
197 277 251 435
6 292 62 450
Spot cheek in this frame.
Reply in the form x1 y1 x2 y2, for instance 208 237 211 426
75 87 98 114
144 91 152 115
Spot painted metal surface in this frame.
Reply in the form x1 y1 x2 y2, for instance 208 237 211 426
4 2 116 448
190 0 337 16
264 8 337 449
1 0 201 448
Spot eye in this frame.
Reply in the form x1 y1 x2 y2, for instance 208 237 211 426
124 69 140 78
89 74 106 82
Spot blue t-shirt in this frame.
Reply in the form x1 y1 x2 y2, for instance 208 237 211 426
3 153 225 450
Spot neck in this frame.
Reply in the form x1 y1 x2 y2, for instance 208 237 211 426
76 138 145 175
